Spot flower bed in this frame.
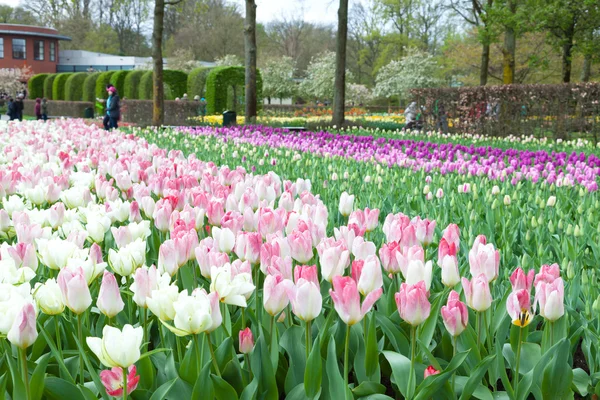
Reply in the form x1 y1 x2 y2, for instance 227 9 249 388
0 119 598 400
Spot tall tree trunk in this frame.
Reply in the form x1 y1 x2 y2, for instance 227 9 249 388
332 0 349 127
581 55 592 82
561 35 574 83
244 0 258 122
152 0 165 126
480 43 490 86
502 26 515 84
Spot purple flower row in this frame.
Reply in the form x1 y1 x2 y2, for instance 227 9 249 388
177 126 600 191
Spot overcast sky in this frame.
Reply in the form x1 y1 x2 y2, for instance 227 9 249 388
0 0 353 25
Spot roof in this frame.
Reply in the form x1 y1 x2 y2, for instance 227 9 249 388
0 30 71 41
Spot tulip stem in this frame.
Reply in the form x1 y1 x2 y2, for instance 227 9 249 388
270 315 275 345
451 336 457 396
343 324 351 400
158 318 166 348
483 310 492 354
409 325 416 400
207 332 221 377
245 354 253 382
19 348 30 400
476 312 481 351
194 335 202 374
122 367 128 400
549 321 554 347
514 327 523 395
77 313 84 385
241 308 246 329
54 315 62 356
305 320 311 361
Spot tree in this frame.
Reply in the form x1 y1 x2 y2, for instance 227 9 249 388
346 83 372 105
0 5 39 24
300 52 352 102
152 0 184 127
245 0 258 122
262 56 296 104
168 48 200 73
374 48 440 103
215 55 243 67
333 0 349 127
0 67 30 97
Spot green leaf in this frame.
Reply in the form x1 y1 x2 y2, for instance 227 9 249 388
0 372 8 400
43 377 85 400
418 292 443 348
5 345 26 400
356 395 395 400
453 377 493 400
30 353 51 400
365 314 379 379
38 322 75 383
376 314 409 354
137 353 155 391
382 350 411 398
352 381 386 397
239 376 258 400
571 368 589 396
192 361 214 400
414 350 470 400
541 340 573 400
287 383 314 400
326 338 346 400
459 354 496 400
250 335 278 400
304 334 323 399
149 378 178 400
72 333 110 400
280 326 306 393
211 374 239 400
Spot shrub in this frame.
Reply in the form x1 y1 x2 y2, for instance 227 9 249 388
95 71 116 100
28 74 48 99
109 71 130 97
64 73 88 101
187 67 212 99
124 70 146 100
52 73 73 100
138 71 153 100
164 70 188 99
43 75 58 100
205 66 263 114
83 73 101 102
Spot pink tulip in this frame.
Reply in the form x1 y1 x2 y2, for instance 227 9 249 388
58 267 92 315
263 274 292 316
7 303 38 349
129 201 142 223
506 288 533 327
379 241 402 275
100 365 140 397
221 211 244 235
278 191 294 212
351 255 383 296
239 188 259 211
510 267 535 292
234 231 262 265
239 327 254 354
333 225 357 253
130 265 158 308
258 208 285 238
411 216 436 246
7 242 38 271
396 245 425 277
267 256 293 280
97 271 125 318
395 281 431 326
440 253 460 288
437 238 457 266
535 277 564 322
468 236 500 282
399 225 419 249
152 199 172 232
48 202 65 229
351 236 377 260
441 290 468 337
111 226 133 249
140 196 156 219
534 264 561 289
288 230 313 264
462 274 492 312
330 276 383 326
441 224 460 249
287 266 322 322
364 208 380 232
158 240 179 276
318 238 350 282
424 366 440 379
206 199 225 226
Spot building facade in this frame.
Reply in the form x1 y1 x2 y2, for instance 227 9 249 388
0 24 71 74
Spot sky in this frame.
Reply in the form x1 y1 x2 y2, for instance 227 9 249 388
0 0 350 25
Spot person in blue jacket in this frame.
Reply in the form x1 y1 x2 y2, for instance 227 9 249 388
103 85 121 130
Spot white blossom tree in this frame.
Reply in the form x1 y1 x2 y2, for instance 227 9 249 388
215 54 243 67
262 56 297 104
167 48 200 73
300 52 353 102
373 48 440 103
346 83 372 106
0 67 30 97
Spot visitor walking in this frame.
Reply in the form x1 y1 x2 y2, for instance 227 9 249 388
15 95 24 121
34 98 42 120
6 97 16 120
103 86 121 130
41 98 48 121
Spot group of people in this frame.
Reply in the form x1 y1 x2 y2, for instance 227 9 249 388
7 95 48 121
404 100 449 133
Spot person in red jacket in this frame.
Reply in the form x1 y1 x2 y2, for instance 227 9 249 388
34 98 42 120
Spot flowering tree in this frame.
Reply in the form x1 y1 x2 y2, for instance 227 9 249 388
262 56 296 104
167 48 200 73
300 52 353 102
373 48 440 102
346 83 372 105
0 67 30 97
215 54 243 67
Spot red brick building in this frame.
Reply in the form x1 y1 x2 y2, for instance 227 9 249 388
0 24 71 74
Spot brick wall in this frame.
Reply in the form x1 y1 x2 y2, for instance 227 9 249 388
23 100 93 118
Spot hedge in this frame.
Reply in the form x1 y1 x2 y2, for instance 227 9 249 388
122 100 199 126
124 70 146 99
23 99 93 118
410 82 600 139
205 66 263 114
138 71 153 100
187 67 212 99
83 73 101 102
163 70 188 99
28 74 48 99
43 75 58 100
52 73 73 100
65 73 88 101
95 71 116 100
109 71 130 97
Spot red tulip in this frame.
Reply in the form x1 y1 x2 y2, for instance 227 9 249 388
100 365 140 397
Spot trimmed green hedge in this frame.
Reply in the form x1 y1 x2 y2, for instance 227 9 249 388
205 66 263 114
138 71 153 100
109 71 130 97
28 74 48 99
43 75 58 100
65 73 88 101
187 67 212 99
95 71 116 100
124 70 146 99
52 73 73 100
163 70 188 99
83 73 101 102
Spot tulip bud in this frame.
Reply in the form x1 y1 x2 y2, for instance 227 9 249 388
566 262 574 280
239 327 254 354
548 220 555 234
423 185 430 195
97 271 125 318
491 186 500 195
424 366 440 379
574 225 582 237
531 217 537 228
7 303 38 349
525 230 531 241
33 279 65 315
592 296 600 313
491 199 498 210
503 195 511 205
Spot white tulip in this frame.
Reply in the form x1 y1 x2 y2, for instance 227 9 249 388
86 324 143 368
33 279 65 315
210 264 255 307
36 238 80 270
